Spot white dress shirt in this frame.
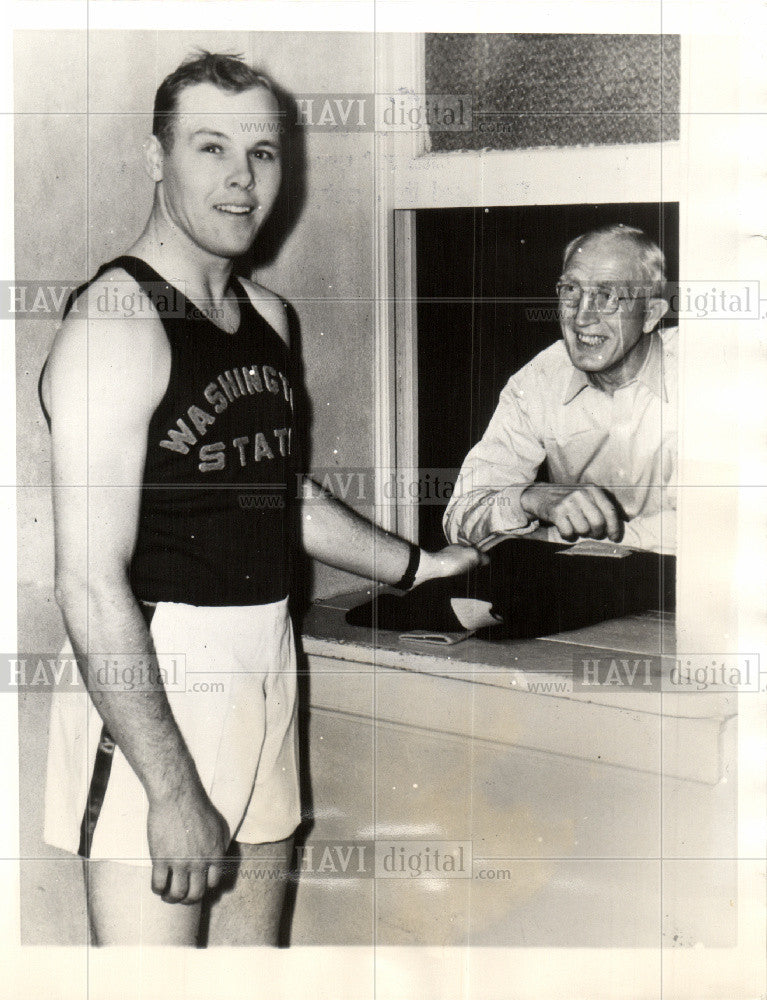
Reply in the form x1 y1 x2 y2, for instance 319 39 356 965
443 327 677 554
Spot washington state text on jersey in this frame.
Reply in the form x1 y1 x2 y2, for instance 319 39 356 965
158 361 293 471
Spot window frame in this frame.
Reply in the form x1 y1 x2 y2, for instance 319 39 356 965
373 33 681 543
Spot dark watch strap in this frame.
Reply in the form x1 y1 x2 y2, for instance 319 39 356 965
393 542 421 591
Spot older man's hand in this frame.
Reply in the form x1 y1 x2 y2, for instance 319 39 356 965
520 483 623 543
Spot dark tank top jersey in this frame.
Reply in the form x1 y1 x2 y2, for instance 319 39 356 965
42 256 294 606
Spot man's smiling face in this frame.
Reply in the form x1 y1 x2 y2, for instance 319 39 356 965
558 233 665 384
155 81 282 260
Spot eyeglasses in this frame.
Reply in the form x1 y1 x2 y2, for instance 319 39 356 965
555 280 648 315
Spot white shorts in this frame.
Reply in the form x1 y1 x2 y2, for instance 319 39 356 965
43 598 300 865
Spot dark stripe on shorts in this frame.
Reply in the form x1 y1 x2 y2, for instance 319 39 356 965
77 601 157 858
77 725 116 858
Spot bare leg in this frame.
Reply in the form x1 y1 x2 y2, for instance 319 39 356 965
206 837 293 946
85 859 202 946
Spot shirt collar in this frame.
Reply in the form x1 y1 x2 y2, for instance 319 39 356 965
562 330 669 405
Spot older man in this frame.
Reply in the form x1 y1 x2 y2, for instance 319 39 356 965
443 224 676 555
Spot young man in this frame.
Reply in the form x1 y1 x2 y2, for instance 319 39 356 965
443 224 676 555
40 53 482 947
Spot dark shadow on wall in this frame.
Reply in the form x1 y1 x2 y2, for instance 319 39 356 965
236 82 307 273
235 83 316 608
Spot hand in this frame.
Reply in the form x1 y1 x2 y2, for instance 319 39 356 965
147 784 231 905
414 543 489 587
520 483 623 543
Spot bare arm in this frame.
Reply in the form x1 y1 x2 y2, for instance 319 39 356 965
238 279 486 584
297 477 486 585
45 279 228 903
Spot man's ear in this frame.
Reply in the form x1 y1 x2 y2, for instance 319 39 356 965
643 296 670 333
143 135 165 183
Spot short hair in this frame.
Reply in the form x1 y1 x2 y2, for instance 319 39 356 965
562 224 667 297
153 51 275 151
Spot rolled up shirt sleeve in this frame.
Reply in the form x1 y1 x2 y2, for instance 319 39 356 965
443 371 546 546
